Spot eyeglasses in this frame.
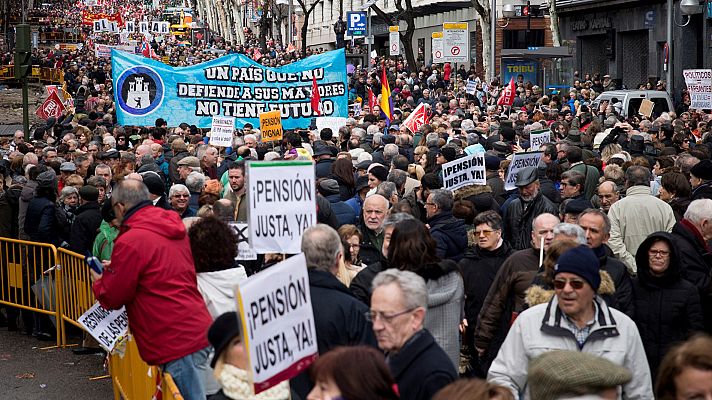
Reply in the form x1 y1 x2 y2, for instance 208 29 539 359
553 278 586 290
649 249 670 257
364 308 415 323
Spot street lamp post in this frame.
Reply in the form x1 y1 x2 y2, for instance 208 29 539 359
489 1 516 83
667 0 703 97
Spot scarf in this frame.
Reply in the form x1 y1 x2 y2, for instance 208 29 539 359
218 364 291 400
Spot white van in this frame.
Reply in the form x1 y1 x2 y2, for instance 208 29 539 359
590 90 673 119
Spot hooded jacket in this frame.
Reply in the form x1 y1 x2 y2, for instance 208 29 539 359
671 219 712 309
197 266 248 319
632 232 704 376
18 180 37 240
0 184 22 238
69 201 102 255
92 220 119 261
428 211 468 261
92 202 212 365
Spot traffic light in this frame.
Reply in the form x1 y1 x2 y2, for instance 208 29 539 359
15 24 32 79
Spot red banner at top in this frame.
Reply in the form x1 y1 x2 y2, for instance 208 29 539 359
81 10 123 26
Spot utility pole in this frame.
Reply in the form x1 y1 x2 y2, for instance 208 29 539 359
16 1 31 140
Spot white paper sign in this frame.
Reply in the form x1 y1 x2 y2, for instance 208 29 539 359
247 161 317 254
100 18 109 32
229 222 258 260
236 253 318 393
316 117 348 137
441 152 486 191
126 21 135 32
529 130 550 151
210 116 235 147
93 20 102 33
504 151 544 191
443 22 469 63
139 21 149 34
683 69 712 110
151 21 160 32
160 21 170 34
77 302 129 352
466 80 477 95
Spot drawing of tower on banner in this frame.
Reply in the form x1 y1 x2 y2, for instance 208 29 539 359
127 76 150 109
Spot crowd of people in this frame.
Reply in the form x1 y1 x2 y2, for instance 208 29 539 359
2 0 712 399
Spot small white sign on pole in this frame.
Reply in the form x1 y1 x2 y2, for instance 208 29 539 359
210 116 235 147
389 26 400 56
504 151 544 191
443 22 469 63
247 161 317 254
236 253 318 393
441 153 486 191
528 130 551 151
683 69 712 110
229 222 258 261
431 32 444 63
77 303 129 352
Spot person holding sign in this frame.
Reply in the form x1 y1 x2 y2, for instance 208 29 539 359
208 312 292 400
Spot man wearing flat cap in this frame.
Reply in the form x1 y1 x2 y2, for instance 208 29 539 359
488 245 653 399
504 166 558 250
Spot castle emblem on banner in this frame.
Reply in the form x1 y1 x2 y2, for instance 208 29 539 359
127 76 151 109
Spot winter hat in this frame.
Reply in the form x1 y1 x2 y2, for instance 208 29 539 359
79 185 99 202
369 165 389 182
690 159 712 181
485 155 501 170
142 172 165 197
36 169 57 189
207 311 242 368
554 245 601 291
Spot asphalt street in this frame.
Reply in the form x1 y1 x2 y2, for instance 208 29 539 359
0 328 113 399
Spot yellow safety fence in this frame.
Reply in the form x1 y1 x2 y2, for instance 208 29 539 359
0 237 184 400
0 65 65 84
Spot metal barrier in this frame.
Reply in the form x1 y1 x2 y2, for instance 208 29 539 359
0 237 61 347
56 247 95 345
0 65 65 84
163 373 185 400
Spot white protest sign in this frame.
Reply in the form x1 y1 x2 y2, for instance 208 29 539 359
160 21 170 34
210 116 235 147
466 80 477 95
441 153 486 191
389 26 400 56
93 20 102 33
139 21 149 34
247 161 317 254
151 21 160 32
504 151 543 191
236 253 317 393
431 32 444 63
100 18 110 32
126 21 135 32
109 21 119 34
316 117 348 137
77 303 129 352
229 222 258 261
683 69 712 110
528 129 550 151
95 44 113 58
443 22 468 63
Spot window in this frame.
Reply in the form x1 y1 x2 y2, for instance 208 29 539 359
503 29 545 49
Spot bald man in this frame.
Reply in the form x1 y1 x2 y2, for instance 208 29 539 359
597 181 620 214
359 194 390 265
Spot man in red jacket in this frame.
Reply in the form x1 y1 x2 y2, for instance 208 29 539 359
91 179 212 400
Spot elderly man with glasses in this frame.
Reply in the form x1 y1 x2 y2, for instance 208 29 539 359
487 245 653 399
370 269 457 400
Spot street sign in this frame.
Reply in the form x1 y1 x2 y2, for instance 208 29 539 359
431 31 443 63
389 26 400 56
443 22 468 63
346 11 367 36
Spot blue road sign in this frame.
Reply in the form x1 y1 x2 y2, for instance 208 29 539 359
347 11 367 36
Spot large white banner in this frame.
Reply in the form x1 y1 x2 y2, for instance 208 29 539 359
683 69 712 110
236 254 317 393
441 153 486 191
247 161 317 254
504 151 544 191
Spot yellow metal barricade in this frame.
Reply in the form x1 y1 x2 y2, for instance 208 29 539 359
56 247 95 345
163 373 185 400
0 237 61 346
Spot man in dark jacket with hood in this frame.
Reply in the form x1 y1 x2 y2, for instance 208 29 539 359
670 199 712 329
632 231 704 377
291 224 377 399
70 185 103 255
504 166 558 250
426 189 467 261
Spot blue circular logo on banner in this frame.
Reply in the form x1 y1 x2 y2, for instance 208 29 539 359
116 66 164 116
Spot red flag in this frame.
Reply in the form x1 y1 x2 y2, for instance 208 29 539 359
311 76 322 116
402 102 429 134
286 43 296 53
497 78 516 106
36 92 65 120
367 87 377 111
253 49 262 61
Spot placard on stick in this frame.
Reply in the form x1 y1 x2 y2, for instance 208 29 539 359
441 153 486 191
210 116 235 147
504 151 544 191
77 303 129 352
259 110 283 142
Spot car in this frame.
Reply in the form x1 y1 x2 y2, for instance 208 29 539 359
591 90 673 119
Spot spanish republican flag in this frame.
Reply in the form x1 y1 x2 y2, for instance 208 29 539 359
380 65 394 124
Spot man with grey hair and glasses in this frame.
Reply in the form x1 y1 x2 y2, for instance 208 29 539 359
370 269 457 400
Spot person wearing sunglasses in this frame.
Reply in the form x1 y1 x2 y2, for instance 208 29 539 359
631 232 703 379
488 245 654 399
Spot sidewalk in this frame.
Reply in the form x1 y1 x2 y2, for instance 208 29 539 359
0 329 113 400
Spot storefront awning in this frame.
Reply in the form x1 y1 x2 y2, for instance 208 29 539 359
501 47 573 59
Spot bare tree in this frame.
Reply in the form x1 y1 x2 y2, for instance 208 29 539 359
471 0 493 80
295 0 324 57
257 0 273 52
370 0 418 70
548 0 561 46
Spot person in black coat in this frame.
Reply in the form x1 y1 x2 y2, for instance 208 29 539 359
504 167 558 250
25 170 61 247
458 211 514 377
426 189 468 261
290 225 377 399
690 160 712 201
313 145 335 179
632 232 704 378
69 186 103 255
318 179 356 227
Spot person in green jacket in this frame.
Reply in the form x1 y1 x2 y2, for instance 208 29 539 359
92 201 119 261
